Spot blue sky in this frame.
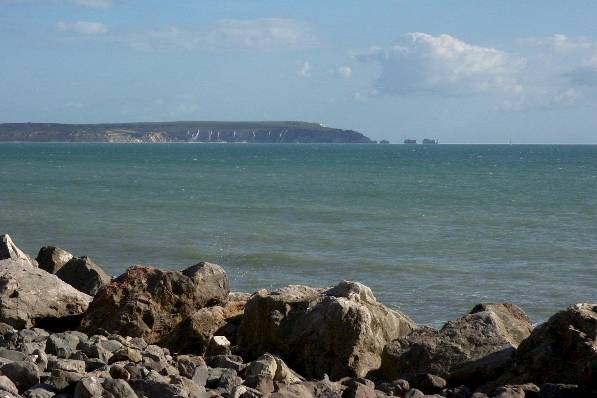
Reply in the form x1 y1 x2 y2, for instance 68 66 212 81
1 0 597 143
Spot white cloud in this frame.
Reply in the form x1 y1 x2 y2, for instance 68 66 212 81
355 32 525 96
298 61 312 77
128 18 318 52
56 21 107 35
337 66 352 78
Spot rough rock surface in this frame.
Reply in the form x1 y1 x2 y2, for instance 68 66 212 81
492 303 596 391
55 256 111 296
0 235 36 268
0 259 92 329
237 281 416 379
161 300 244 354
80 262 229 343
381 303 533 386
35 246 74 274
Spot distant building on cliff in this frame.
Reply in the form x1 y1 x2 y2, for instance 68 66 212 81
404 139 417 144
422 138 439 144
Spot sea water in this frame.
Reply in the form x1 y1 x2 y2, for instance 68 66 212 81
1 143 596 326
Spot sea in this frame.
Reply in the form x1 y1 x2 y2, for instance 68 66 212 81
1 143 596 327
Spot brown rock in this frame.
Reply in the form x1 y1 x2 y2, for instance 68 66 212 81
80 262 229 343
381 303 533 387
237 281 416 380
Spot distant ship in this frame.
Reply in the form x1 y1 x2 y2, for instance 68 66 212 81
422 138 439 144
404 139 417 144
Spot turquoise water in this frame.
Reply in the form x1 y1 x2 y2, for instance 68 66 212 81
1 143 596 326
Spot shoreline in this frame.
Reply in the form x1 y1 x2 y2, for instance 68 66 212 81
0 233 594 397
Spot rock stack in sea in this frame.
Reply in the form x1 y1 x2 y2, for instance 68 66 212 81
0 233 594 398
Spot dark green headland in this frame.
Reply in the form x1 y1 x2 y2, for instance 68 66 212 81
0 121 373 143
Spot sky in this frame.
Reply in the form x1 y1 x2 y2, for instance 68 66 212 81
1 1 597 143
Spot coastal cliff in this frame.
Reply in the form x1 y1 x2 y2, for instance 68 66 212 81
0 121 373 143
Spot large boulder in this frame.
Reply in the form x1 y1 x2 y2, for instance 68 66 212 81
80 262 229 343
381 303 533 387
237 281 416 380
491 303 596 392
0 234 36 267
0 259 92 328
36 246 74 274
56 256 111 296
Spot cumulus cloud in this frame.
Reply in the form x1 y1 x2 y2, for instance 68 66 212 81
56 21 107 35
298 61 312 77
128 18 318 52
355 32 525 96
337 66 352 78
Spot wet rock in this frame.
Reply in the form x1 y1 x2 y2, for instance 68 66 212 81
495 303 596 391
0 259 92 329
382 303 533 387
56 256 111 296
0 234 36 267
238 281 416 379
80 263 229 344
0 360 40 392
35 247 73 274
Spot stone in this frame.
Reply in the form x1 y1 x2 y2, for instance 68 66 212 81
245 354 302 385
539 383 582 398
0 348 28 362
47 358 85 374
376 379 409 396
46 333 79 359
381 303 533 387
237 281 416 379
494 303 596 391
128 378 188 398
342 382 376 398
269 383 316 398
191 364 209 387
108 364 130 381
0 259 92 329
55 256 111 296
0 361 40 392
35 247 74 274
160 300 243 354
23 384 56 398
80 263 229 344
108 347 142 364
205 355 244 372
0 234 36 267
73 377 104 398
0 375 18 395
176 355 206 379
46 369 83 391
205 335 230 357
101 378 139 398
408 374 447 394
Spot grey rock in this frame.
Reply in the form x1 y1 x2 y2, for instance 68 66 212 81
0 259 92 329
539 383 582 398
47 358 85 374
73 377 104 398
238 282 415 379
24 384 57 398
0 360 40 392
176 355 206 379
46 334 79 359
382 303 533 386
341 382 376 398
0 348 29 362
0 375 19 395
0 234 36 267
102 378 138 398
109 348 142 364
408 374 446 395
56 256 111 296
191 365 209 388
47 369 83 391
128 378 188 398
35 247 74 274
